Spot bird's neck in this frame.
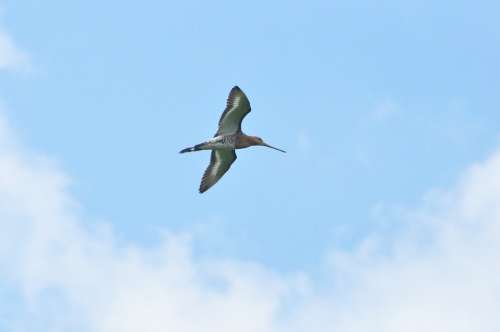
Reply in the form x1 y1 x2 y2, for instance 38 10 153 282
236 135 258 149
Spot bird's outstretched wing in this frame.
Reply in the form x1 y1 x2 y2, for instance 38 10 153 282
215 86 251 136
199 150 237 193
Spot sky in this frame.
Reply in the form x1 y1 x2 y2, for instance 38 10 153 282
0 0 500 331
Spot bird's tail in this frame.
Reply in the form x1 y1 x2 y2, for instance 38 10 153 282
179 143 205 153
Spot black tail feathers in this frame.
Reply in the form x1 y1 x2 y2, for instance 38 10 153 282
179 143 204 154
179 147 195 153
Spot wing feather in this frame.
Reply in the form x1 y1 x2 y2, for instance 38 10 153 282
215 86 251 136
199 150 237 193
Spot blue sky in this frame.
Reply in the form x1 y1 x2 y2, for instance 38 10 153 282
3 0 500 270
1 1 500 331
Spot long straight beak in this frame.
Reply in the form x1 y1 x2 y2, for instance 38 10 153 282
261 142 286 153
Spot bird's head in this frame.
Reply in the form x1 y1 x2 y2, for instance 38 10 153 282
249 136 286 153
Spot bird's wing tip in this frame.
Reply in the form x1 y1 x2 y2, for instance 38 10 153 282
199 182 208 193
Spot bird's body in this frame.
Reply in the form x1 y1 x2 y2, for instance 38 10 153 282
180 133 265 152
180 86 285 193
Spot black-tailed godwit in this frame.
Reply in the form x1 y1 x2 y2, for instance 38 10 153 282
180 86 285 193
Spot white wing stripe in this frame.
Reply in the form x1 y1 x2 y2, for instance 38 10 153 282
199 150 237 193
212 158 222 177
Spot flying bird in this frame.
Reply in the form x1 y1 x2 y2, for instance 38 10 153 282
180 86 285 193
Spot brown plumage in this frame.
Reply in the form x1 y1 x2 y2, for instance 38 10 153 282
180 86 285 193
236 135 263 149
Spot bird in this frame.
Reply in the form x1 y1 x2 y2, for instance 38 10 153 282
180 86 286 193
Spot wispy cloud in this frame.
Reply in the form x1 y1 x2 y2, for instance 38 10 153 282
296 129 312 152
0 106 499 331
372 99 399 119
0 29 29 72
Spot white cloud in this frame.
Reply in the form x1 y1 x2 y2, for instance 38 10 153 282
288 152 500 331
0 109 297 332
0 104 499 332
0 28 29 72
